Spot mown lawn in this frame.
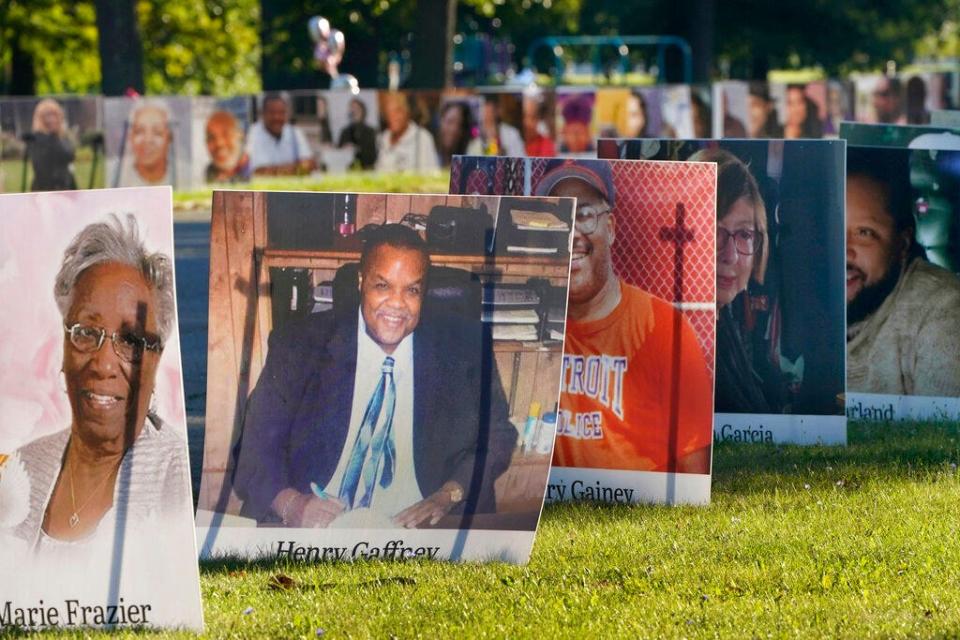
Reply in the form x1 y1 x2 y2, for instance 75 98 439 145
1 153 105 193
173 171 453 218
10 420 960 639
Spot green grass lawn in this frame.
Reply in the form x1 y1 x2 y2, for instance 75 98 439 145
174 171 453 219
1 154 105 193
11 420 960 638
2 161 451 219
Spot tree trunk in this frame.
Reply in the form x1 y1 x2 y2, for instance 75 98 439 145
94 0 145 95
687 0 714 83
8 32 36 95
407 0 457 89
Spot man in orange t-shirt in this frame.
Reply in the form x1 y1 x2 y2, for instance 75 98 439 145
537 159 713 473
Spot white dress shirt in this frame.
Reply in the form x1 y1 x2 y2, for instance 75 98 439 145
326 311 422 527
245 121 312 171
498 122 526 157
375 122 439 172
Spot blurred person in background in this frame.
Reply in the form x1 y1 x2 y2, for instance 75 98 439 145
783 85 823 139
622 91 652 138
872 77 906 125
478 96 525 157
126 101 173 185
337 98 378 170
690 92 712 138
559 94 595 154
246 93 316 176
436 101 481 166
376 92 439 172
747 85 783 139
316 95 334 145
204 110 250 182
905 76 931 125
522 94 556 157
28 98 77 191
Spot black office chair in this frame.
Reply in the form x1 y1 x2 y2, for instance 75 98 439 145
331 262 483 321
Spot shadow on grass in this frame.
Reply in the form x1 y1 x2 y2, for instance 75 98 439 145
711 419 960 494
200 554 431 578
0 625 165 638
537 420 960 518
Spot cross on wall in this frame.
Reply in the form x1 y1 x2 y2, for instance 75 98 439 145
657 202 694 303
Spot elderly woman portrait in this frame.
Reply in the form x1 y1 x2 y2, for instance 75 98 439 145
28 98 78 192
122 101 174 186
8 214 189 557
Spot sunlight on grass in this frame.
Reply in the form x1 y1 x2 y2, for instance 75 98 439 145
173 171 453 217
6 421 959 638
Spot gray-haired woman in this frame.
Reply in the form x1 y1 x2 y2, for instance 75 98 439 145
10 214 189 556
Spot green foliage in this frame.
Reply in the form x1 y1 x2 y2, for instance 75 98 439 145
710 0 947 77
915 0 960 60
458 0 583 63
0 0 101 93
260 0 422 89
137 0 261 95
578 0 950 79
0 0 260 96
2 0 956 94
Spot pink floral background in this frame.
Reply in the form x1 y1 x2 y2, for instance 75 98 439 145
0 187 186 452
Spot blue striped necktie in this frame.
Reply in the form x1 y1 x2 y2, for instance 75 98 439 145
338 356 397 509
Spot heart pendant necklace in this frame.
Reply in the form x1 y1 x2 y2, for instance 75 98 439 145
67 456 117 529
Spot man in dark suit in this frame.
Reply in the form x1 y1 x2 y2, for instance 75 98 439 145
233 224 516 528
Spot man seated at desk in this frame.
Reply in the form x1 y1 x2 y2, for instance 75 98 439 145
233 224 517 528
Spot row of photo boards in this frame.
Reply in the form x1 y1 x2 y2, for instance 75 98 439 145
1 128 959 630
1 71 959 192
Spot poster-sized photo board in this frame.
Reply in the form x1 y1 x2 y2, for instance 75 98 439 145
837 133 960 422
0 187 203 631
451 155 718 506
197 190 575 564
601 138 848 446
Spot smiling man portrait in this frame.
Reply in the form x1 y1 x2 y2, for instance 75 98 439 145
536 159 713 474
232 223 515 528
846 146 960 396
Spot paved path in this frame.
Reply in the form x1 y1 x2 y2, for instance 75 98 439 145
173 221 210 491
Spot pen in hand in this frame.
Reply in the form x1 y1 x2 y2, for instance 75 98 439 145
310 482 330 500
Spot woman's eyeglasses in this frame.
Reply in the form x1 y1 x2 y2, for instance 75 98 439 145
717 228 762 256
64 323 162 363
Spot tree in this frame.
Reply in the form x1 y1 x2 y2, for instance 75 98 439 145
137 0 260 95
579 0 946 80
0 0 101 94
407 0 457 88
260 0 418 90
0 0 260 96
94 0 145 95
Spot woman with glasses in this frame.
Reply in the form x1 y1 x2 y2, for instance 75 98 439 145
693 148 781 413
9 214 189 557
